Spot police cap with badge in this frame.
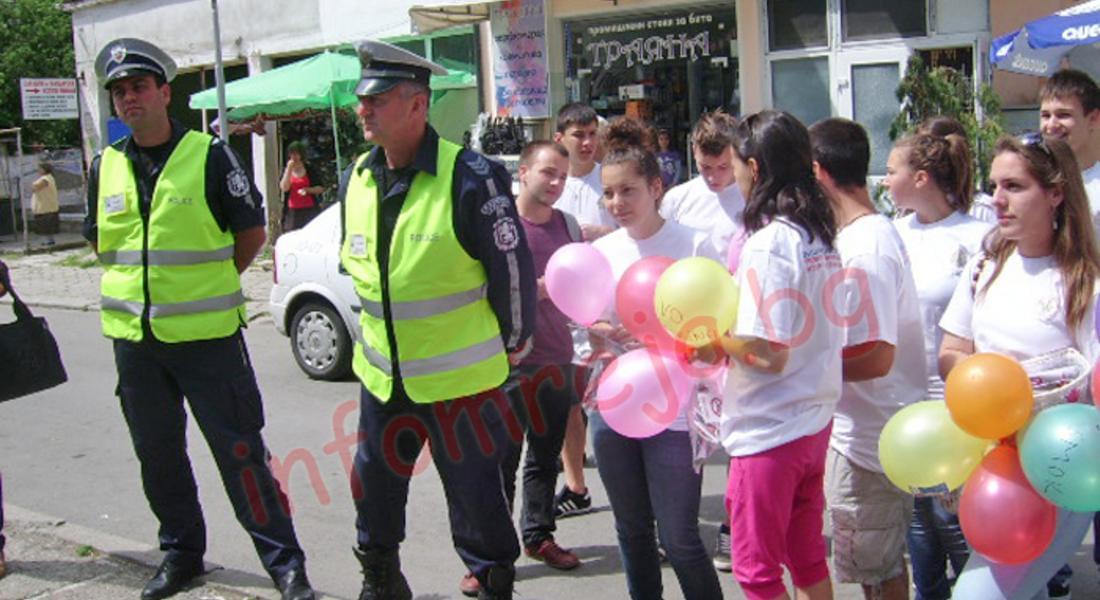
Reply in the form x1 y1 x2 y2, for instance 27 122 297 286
355 40 448 97
95 38 178 89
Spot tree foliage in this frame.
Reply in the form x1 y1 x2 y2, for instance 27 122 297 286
890 55 1004 193
0 0 79 148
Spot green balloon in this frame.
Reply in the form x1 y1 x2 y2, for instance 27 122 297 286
879 400 990 494
1018 404 1100 512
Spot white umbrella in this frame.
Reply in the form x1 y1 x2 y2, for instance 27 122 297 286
991 0 1100 76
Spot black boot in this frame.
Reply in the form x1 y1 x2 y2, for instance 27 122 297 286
353 546 412 600
477 565 515 600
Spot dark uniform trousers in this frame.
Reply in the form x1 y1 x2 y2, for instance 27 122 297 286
352 380 521 581
113 329 305 577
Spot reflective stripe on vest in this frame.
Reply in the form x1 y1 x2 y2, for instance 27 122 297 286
340 139 508 403
98 246 235 266
97 131 246 343
358 285 487 320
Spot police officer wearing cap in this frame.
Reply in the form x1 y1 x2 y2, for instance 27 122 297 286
339 40 536 600
82 38 315 600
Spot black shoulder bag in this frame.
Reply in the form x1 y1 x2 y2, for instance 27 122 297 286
0 268 68 402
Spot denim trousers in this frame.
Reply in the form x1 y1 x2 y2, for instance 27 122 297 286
352 382 521 582
500 364 576 547
113 332 306 578
590 410 722 600
906 495 969 600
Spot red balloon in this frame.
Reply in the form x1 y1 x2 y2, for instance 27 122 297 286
615 256 679 350
959 446 1056 565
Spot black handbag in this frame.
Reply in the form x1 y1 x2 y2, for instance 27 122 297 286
0 268 68 402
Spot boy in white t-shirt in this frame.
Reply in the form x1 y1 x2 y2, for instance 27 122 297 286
810 119 926 600
661 109 747 262
549 102 613 520
553 103 617 240
658 109 745 572
1038 68 1100 598
1040 69 1100 232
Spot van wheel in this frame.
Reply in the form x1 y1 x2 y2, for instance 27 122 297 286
290 301 352 380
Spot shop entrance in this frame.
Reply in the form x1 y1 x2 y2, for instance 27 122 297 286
564 6 738 176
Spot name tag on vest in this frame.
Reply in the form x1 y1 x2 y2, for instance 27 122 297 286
104 194 125 214
350 234 366 257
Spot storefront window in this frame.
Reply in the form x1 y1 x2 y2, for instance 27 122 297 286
767 0 827 51
771 57 830 128
842 0 926 42
393 39 426 58
851 62 900 174
432 32 478 74
564 6 738 154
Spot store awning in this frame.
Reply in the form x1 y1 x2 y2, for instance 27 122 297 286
409 0 494 34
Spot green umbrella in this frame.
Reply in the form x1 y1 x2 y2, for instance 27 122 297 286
189 50 474 170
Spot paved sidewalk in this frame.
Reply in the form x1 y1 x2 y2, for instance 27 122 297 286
1 507 275 600
0 238 275 321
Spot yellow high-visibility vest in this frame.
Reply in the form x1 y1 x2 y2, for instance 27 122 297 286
341 139 507 403
97 131 245 342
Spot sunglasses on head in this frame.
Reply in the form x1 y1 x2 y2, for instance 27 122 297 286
1018 131 1055 159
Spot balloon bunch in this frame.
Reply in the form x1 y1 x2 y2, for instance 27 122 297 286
879 351 1100 567
544 246 739 438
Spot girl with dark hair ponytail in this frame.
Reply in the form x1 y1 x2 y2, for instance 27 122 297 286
587 117 724 600
714 110 843 600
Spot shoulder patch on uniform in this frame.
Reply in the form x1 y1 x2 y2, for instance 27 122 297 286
464 152 492 177
226 168 251 198
480 196 511 216
493 216 520 252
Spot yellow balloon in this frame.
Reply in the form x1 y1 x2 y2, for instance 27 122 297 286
879 400 991 494
653 257 739 348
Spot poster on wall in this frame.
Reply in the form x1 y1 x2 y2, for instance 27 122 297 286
490 0 550 118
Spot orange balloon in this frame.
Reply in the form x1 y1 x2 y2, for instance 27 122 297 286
944 353 1033 440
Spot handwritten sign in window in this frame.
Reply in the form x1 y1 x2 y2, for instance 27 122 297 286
490 0 550 118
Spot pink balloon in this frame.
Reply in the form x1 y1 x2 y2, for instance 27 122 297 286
545 243 614 326
726 231 747 273
596 347 695 438
959 446 1057 565
615 256 680 351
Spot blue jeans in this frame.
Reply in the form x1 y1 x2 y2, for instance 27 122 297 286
591 410 722 600
907 496 969 600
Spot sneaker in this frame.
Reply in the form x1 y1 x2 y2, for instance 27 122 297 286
712 525 732 572
0 550 7 580
460 571 480 597
554 485 592 519
525 539 580 570
1047 582 1071 599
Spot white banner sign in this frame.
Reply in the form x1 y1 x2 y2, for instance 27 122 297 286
20 78 78 120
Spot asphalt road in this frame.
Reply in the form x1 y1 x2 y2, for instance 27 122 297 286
1 308 1096 599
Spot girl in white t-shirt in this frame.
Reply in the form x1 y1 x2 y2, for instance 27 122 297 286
940 135 1100 600
713 110 844 600
886 130 992 600
587 118 723 600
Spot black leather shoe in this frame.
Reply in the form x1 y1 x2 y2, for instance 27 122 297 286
276 567 316 600
141 559 203 600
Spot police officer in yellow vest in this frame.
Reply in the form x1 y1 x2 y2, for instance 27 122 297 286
340 41 537 600
82 38 314 600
